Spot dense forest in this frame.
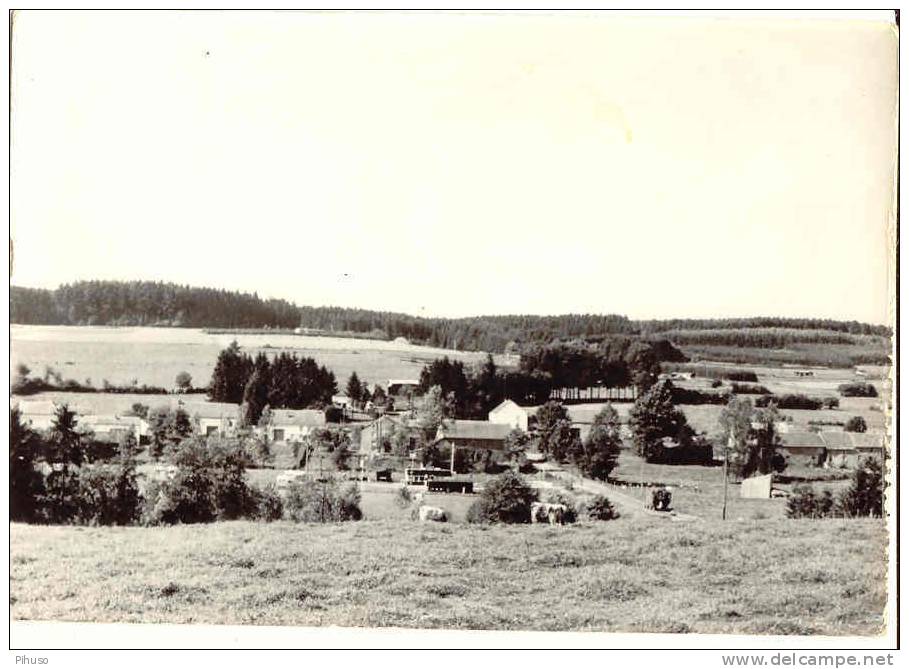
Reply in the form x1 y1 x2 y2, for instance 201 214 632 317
11 281 891 355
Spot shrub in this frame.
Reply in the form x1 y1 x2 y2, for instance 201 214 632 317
786 485 835 519
586 494 620 521
821 397 840 410
755 394 822 410
43 469 83 524
844 416 868 433
725 371 759 383
837 383 878 398
466 471 537 524
248 484 284 522
710 379 723 388
283 479 363 522
838 457 884 518
730 383 771 395
76 464 143 526
143 439 254 524
545 491 577 523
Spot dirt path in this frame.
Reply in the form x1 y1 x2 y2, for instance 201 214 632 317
554 471 700 522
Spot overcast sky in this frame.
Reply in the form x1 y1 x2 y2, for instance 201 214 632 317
10 11 897 324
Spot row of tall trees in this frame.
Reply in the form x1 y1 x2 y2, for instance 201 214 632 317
209 342 337 421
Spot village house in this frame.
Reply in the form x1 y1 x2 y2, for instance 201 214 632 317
78 414 145 443
818 431 859 469
435 420 512 451
386 379 420 396
848 431 886 459
779 431 827 466
487 399 535 432
264 408 326 443
178 401 241 438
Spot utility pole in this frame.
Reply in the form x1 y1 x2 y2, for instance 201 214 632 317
722 430 733 521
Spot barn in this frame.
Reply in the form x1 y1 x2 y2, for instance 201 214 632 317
435 420 512 451
779 431 826 466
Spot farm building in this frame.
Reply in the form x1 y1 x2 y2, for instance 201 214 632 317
779 431 827 466
435 420 512 451
332 394 352 409
386 379 420 396
488 399 535 432
178 401 241 438
78 414 145 443
13 399 61 431
818 432 859 468
848 432 887 459
266 409 326 443
359 414 423 453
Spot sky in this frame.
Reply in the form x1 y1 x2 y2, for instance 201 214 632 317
10 11 898 324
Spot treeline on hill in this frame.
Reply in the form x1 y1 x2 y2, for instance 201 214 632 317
11 281 891 354
10 281 300 328
637 318 890 337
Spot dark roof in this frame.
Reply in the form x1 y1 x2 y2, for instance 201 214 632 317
780 432 825 449
437 420 512 441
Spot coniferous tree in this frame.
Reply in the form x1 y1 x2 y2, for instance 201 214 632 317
10 407 46 522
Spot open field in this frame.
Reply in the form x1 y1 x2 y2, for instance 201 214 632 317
9 518 886 635
10 325 517 391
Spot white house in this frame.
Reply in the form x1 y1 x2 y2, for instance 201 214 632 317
179 401 241 438
79 414 145 442
487 399 534 432
266 409 326 443
386 379 420 396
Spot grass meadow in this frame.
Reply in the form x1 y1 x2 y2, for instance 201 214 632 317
10 518 886 635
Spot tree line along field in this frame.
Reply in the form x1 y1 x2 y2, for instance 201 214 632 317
9 518 886 634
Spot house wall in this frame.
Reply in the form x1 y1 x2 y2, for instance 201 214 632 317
269 424 313 443
781 447 825 467
488 404 529 431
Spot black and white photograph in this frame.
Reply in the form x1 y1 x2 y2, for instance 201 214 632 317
6 8 899 654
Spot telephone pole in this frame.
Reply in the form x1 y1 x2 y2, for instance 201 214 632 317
722 430 733 521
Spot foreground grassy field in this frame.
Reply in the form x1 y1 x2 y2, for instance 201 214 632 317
10 518 886 635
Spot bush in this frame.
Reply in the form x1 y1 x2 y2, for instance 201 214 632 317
43 469 83 524
786 485 836 519
755 394 822 410
143 439 255 524
844 416 868 433
710 379 723 388
838 458 884 518
586 494 620 521
545 491 577 523
77 464 143 526
821 397 840 410
837 383 878 398
730 383 771 395
283 479 363 522
466 471 537 524
725 371 759 383
248 484 284 522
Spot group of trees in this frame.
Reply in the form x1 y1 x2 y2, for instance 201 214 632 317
209 342 337 422
628 381 713 465
718 397 787 480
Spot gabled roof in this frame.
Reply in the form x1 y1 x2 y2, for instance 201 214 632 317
178 401 240 420
437 420 512 441
489 399 528 415
780 431 825 449
818 432 854 450
269 409 326 428
80 415 144 428
848 432 886 451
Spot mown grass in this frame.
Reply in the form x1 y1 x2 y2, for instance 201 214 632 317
10 518 886 635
